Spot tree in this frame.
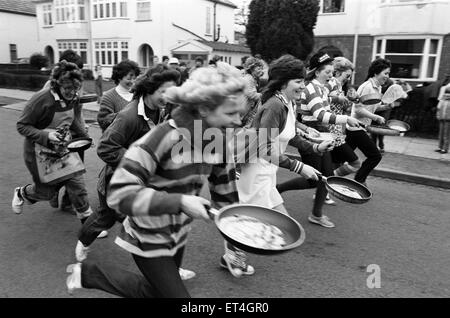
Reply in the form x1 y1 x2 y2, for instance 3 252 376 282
246 0 320 62
29 53 50 69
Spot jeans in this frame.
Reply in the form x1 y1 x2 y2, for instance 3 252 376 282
438 120 450 151
345 130 382 184
22 173 92 219
276 152 333 217
78 190 125 246
81 248 190 298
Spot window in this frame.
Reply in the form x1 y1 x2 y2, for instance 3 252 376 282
137 1 151 20
381 0 425 4
320 0 345 13
374 37 442 81
57 41 88 64
94 40 129 66
43 4 53 26
92 0 128 19
206 7 212 34
10 44 17 62
54 0 86 22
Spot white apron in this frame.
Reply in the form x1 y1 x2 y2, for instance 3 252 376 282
237 97 297 209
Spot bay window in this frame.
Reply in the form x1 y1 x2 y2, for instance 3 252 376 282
55 0 86 22
137 1 151 20
374 37 442 81
58 41 88 64
43 4 53 26
94 40 129 66
93 0 128 19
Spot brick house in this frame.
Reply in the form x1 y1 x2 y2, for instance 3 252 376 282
313 0 450 86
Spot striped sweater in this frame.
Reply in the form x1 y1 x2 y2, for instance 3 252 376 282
299 79 348 125
108 118 239 258
97 88 132 132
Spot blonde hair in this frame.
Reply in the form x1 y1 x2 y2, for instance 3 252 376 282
333 57 354 76
164 62 246 110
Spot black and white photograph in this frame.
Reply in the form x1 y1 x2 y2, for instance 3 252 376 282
0 0 449 302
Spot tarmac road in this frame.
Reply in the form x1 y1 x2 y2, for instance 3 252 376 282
1 107 449 298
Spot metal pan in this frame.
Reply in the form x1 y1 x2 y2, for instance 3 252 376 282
386 120 410 133
319 175 372 204
207 204 305 255
359 93 382 105
366 125 401 136
67 137 93 152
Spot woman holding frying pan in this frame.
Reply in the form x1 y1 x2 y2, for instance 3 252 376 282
66 62 254 297
277 52 361 228
346 58 397 186
235 54 323 215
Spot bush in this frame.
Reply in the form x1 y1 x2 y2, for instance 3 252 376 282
30 53 50 69
0 71 49 90
82 69 94 80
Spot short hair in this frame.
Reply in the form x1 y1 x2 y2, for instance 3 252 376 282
333 57 354 77
59 49 83 69
195 57 204 64
111 60 141 85
262 55 306 104
366 58 392 80
50 60 83 88
162 56 169 62
164 62 246 111
131 64 180 100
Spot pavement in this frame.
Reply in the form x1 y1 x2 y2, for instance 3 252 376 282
1 87 449 189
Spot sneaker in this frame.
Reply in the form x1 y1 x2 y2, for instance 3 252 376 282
221 242 255 278
75 241 90 262
312 194 336 205
12 187 24 214
97 230 108 239
435 149 443 153
66 263 82 295
308 215 335 228
379 148 385 154
179 268 196 281
440 150 448 154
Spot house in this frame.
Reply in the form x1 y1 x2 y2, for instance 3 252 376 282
313 0 450 85
0 0 40 63
32 0 250 77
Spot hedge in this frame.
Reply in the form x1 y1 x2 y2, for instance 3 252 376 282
0 71 49 90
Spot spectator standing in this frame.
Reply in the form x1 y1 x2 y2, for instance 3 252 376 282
436 79 450 154
94 65 103 103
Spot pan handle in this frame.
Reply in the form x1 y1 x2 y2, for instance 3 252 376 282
205 206 220 220
316 173 328 182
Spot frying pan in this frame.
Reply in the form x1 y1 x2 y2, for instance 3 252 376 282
207 204 305 255
318 175 372 204
359 93 382 105
79 94 98 104
365 124 401 136
386 120 410 133
67 137 93 152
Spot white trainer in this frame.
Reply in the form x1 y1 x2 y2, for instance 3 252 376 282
179 268 196 281
12 187 24 214
75 241 90 262
97 230 108 239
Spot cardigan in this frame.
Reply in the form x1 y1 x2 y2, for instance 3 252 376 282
97 88 132 132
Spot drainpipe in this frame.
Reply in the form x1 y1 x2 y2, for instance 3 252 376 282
352 0 363 85
87 0 94 70
213 2 217 41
